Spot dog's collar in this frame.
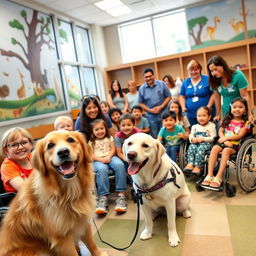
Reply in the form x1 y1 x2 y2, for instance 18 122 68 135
134 168 180 194
153 161 162 178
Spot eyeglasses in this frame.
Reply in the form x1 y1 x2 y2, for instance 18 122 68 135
81 94 98 102
7 140 30 150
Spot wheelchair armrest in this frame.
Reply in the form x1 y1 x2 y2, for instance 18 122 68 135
0 192 16 207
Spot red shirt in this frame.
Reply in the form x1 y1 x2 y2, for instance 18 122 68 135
0 154 33 192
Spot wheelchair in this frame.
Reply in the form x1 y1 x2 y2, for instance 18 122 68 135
179 126 256 197
0 174 16 223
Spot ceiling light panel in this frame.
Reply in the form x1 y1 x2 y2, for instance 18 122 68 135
94 0 123 10
106 5 132 16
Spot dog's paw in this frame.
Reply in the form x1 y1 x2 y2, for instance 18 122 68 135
168 231 180 247
99 252 109 256
100 252 109 256
140 229 152 240
183 209 191 218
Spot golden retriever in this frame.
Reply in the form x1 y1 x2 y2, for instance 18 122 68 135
123 133 191 247
0 130 108 256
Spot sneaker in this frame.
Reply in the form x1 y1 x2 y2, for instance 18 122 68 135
95 196 108 215
115 195 127 213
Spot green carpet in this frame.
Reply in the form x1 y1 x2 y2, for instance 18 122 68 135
94 216 187 256
227 205 256 256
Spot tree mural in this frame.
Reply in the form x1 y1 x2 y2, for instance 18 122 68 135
0 10 55 90
188 16 208 45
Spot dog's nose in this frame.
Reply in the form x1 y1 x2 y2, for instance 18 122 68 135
127 151 137 160
57 147 70 159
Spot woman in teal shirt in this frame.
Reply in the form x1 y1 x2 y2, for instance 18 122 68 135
207 55 253 122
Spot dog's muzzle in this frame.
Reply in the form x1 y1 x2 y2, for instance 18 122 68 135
54 147 78 179
127 151 148 175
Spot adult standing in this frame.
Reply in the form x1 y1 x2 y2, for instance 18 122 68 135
138 68 171 138
163 74 181 100
179 59 214 126
75 95 114 141
207 55 253 122
107 80 129 113
126 80 139 111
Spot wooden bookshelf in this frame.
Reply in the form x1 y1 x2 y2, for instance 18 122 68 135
104 38 256 106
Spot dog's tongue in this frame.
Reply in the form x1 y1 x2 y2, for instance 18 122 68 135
128 162 140 175
59 162 75 175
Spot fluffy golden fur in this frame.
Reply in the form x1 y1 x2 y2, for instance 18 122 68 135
0 130 108 256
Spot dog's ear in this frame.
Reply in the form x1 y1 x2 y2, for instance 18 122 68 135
156 139 166 160
32 138 46 174
74 131 92 163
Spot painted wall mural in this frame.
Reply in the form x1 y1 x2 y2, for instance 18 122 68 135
0 0 65 122
187 0 256 49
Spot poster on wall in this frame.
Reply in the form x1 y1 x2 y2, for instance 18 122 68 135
0 0 66 123
186 0 256 50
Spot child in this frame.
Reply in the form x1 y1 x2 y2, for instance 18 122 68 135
100 101 110 115
184 106 216 176
201 98 250 191
168 99 190 140
54 115 74 131
131 105 150 133
109 108 122 134
114 113 140 161
89 119 127 215
0 127 34 192
157 110 185 162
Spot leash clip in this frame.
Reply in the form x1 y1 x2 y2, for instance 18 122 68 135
135 191 143 205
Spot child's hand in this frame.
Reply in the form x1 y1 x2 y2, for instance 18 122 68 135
178 133 185 139
192 138 203 143
218 137 227 143
100 157 111 164
224 141 233 147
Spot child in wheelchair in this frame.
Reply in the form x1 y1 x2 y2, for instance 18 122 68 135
184 106 216 176
201 98 250 191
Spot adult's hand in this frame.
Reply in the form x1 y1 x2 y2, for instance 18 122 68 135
213 115 221 122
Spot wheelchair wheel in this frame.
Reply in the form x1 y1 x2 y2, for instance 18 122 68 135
179 140 189 171
0 206 8 224
236 138 256 192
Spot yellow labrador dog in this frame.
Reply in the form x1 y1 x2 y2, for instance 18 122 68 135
123 133 191 247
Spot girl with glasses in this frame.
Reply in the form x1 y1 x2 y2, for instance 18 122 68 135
0 127 34 192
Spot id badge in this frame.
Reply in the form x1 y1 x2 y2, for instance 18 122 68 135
192 96 199 102
227 87 235 92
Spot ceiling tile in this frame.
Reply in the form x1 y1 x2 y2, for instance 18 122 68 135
29 0 217 26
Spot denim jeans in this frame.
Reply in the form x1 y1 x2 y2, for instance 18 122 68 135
93 156 127 196
166 144 180 162
147 116 162 139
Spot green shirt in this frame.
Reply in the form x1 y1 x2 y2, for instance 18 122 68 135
216 70 248 116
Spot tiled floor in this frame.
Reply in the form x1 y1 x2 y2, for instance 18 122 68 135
80 168 256 256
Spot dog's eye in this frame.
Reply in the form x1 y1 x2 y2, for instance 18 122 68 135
47 143 55 149
128 142 133 146
67 137 75 143
142 143 149 148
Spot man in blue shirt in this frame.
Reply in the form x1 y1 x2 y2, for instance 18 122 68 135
138 68 171 138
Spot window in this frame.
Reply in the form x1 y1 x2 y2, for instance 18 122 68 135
119 19 155 62
58 20 77 62
76 26 93 64
56 19 97 109
153 11 190 56
119 10 190 62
